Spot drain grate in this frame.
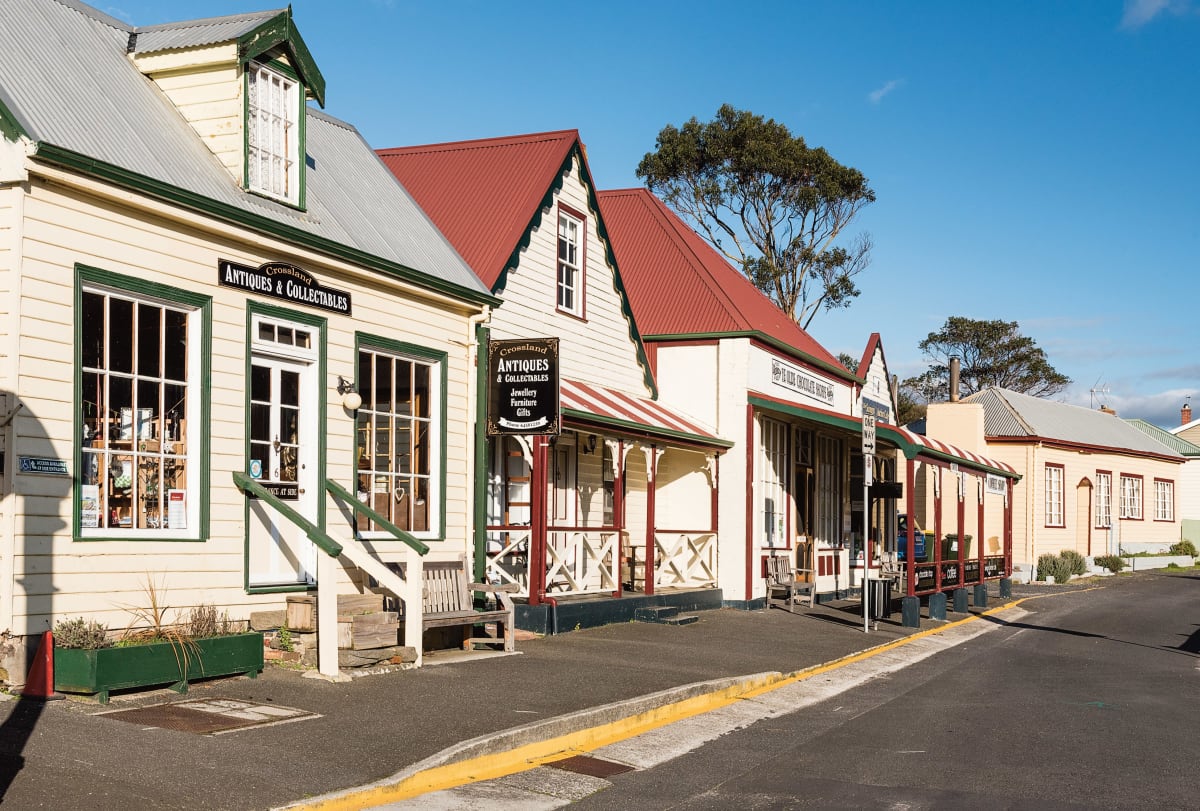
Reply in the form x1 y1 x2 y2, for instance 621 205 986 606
98 698 317 735
546 754 635 778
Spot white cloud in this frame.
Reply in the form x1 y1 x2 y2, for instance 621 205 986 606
1120 0 1189 29
867 79 904 105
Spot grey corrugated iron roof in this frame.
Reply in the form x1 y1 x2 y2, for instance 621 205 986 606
964 388 1185 459
0 0 488 301
133 11 284 54
1126 419 1200 457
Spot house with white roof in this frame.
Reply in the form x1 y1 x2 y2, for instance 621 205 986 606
0 0 498 681
927 388 1185 568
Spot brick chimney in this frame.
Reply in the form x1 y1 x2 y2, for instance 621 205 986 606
1184 401 1193 427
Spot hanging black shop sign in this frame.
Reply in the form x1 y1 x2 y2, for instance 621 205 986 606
219 259 352 315
487 338 560 436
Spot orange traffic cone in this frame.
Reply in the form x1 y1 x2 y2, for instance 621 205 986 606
20 630 64 700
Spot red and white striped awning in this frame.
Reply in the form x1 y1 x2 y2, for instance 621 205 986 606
887 424 1017 476
559 379 731 450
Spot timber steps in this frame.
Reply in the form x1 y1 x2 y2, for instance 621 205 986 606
634 605 699 626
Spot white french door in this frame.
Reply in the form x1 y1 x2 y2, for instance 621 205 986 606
247 349 318 586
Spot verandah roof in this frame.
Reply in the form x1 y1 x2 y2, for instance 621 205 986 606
561 379 732 451
747 394 1018 479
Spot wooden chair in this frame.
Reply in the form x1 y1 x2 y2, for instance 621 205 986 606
765 554 814 612
419 556 518 652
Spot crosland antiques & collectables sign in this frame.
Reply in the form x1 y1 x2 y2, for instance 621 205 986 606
487 338 559 436
218 259 352 315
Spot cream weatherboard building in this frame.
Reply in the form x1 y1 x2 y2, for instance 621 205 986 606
926 388 1185 568
0 1 498 681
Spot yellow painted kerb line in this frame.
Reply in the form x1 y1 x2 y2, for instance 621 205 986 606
292 593 1083 810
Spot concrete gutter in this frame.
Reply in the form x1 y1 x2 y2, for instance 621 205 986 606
280 596 1056 810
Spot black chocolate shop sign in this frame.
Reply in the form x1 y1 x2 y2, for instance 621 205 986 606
487 338 559 436
219 259 352 315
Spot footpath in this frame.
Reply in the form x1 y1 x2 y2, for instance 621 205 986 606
0 581 1077 811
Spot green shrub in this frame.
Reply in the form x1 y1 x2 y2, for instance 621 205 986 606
1059 550 1087 576
1036 553 1059 581
1168 540 1198 557
53 617 111 649
1094 554 1125 574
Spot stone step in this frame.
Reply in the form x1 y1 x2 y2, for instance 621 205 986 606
661 614 699 626
633 606 678 623
633 606 700 625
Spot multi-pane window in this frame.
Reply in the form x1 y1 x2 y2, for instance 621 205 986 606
1119 474 1142 520
758 417 788 548
247 62 299 203
557 211 582 314
80 288 195 534
1095 472 1111 528
1045 464 1064 527
1154 479 1174 521
355 348 439 535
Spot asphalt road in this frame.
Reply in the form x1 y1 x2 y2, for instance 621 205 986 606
569 572 1200 809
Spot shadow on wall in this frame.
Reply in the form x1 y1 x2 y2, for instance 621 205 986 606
0 391 67 800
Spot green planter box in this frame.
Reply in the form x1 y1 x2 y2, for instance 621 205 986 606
55 632 264 703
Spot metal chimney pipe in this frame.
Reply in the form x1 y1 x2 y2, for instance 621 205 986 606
949 357 960 402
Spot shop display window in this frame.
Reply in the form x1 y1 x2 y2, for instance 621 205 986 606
354 344 440 536
79 287 197 535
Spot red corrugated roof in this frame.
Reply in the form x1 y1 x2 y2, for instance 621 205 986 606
597 188 847 373
377 131 580 288
561 379 730 449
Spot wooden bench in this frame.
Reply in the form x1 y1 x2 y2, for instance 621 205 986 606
765 554 814 612
419 557 517 652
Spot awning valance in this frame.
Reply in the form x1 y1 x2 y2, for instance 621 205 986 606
560 379 732 450
748 393 1018 479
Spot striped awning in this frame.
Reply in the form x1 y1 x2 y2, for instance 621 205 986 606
559 379 732 450
886 424 1018 476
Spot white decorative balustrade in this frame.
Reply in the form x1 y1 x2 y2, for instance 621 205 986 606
653 531 718 589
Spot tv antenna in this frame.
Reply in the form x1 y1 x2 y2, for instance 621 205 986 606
1089 379 1110 410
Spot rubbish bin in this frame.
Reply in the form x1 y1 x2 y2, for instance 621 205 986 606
868 577 893 619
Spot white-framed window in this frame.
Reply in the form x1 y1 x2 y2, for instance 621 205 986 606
1045 464 1064 527
556 210 583 315
757 417 788 548
247 61 300 204
1095 471 1111 528
1119 474 1142 520
354 346 441 536
79 285 201 537
1154 479 1174 521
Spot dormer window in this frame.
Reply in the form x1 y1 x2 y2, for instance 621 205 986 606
247 61 301 204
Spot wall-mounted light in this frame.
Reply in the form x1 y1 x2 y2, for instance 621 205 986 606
336 376 362 411
583 434 598 454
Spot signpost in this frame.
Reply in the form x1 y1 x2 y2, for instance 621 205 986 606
862 414 875 633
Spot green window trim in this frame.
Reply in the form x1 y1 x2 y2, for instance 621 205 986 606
73 264 212 542
353 332 450 543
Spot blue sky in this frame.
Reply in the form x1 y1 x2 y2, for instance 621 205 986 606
106 0 1199 428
